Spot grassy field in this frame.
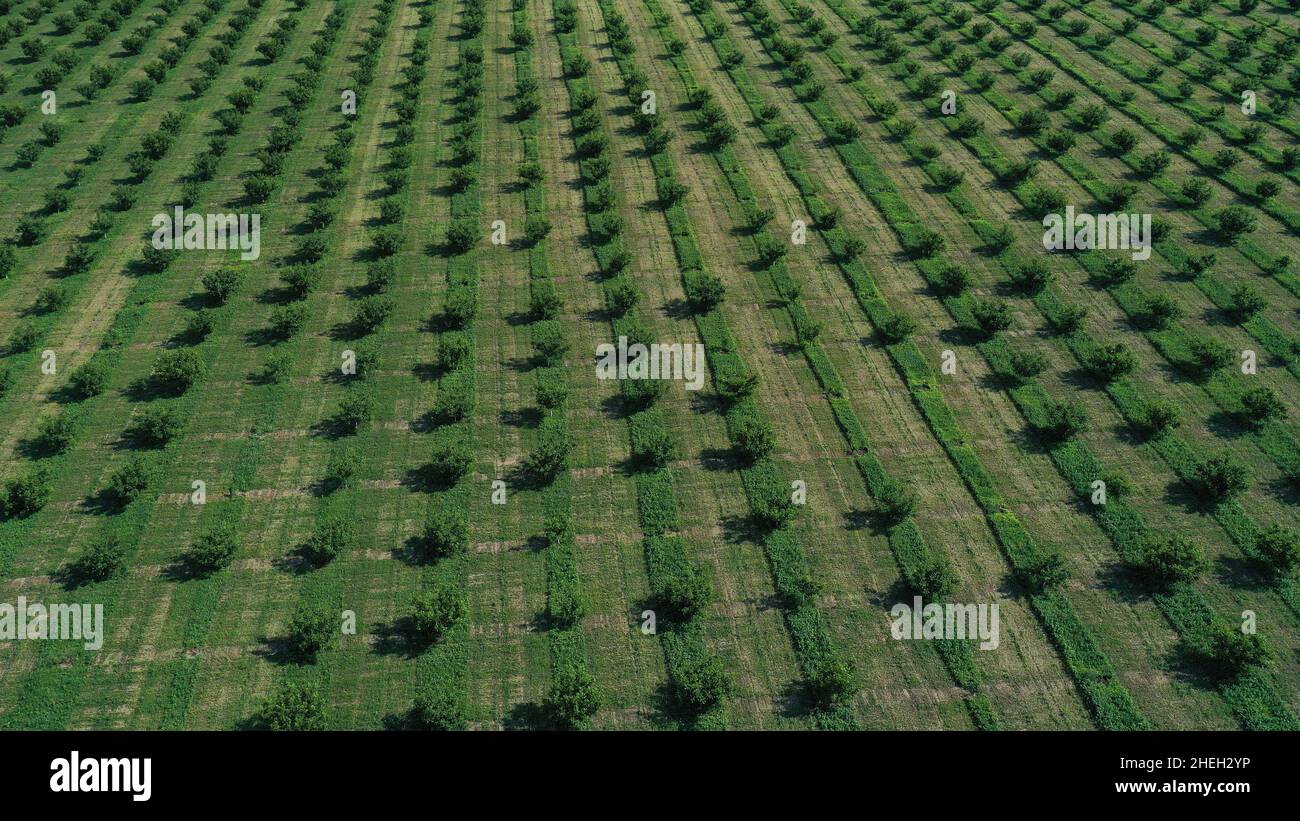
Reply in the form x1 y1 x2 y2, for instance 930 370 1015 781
0 0 1296 730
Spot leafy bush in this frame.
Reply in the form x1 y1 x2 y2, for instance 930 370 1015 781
335 388 375 434
411 583 466 643
1189 455 1249 502
424 506 468 558
2 469 51 519
1241 386 1285 424
1254 524 1299 576
68 360 110 399
410 686 466 730
286 603 335 662
107 456 153 507
187 520 240 575
302 512 355 566
683 270 725 311
524 418 570 483
75 533 127 582
262 680 324 730
874 478 916 525
732 414 775 463
1133 533 1207 586
1084 342 1136 382
151 349 204 395
1039 399 1088 441
36 412 76 454
547 663 599 728
971 298 1012 337
202 268 241 305
534 368 568 409
426 438 472 488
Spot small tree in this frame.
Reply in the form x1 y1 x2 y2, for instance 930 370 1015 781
411 687 467 730
187 520 240 575
151 349 204 395
411 583 466 643
200 267 239 303
546 663 600 729
732 414 775 463
1133 532 1207 587
1214 205 1257 243
302 513 355 566
2 469 52 519
262 679 325 730
1241 386 1285 424
1190 455 1249 502
1204 625 1271 680
286 603 335 662
75 533 127 583
107 457 153 507
424 506 468 558
425 439 472 488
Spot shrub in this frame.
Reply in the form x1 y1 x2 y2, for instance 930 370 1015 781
352 296 395 335
1204 626 1272 680
732 414 775 463
1241 386 1285 424
335 388 375 434
971 298 1012 337
411 583 466 643
75 533 127 583
1009 259 1053 293
936 264 971 294
1133 533 1207 587
535 368 568 409
187 520 240 575
1186 335 1234 374
68 360 110 399
424 506 468 558
1214 205 1257 243
410 687 467 730
1008 347 1048 381
1228 284 1265 319
442 287 478 330
874 478 916 525
906 228 945 258
36 412 76 454
1018 552 1071 594
1143 294 1181 328
262 680 324 730
323 446 360 492
683 270 725 311
547 663 600 728
878 312 916 343
269 303 308 340
1254 524 1299 576
1084 342 1136 382
107 456 153 507
281 265 322 299
286 603 335 661
1189 455 1249 502
436 332 471 371
444 218 477 254
151 349 204 395
7 322 40 353
673 651 730 711
524 419 570 483
302 513 355 567
530 320 568 365
1039 399 1088 441
199 268 240 306
1142 398 1181 434
2 469 51 519
426 439 472 488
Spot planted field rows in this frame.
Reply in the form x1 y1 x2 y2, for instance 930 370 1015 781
0 0 1296 730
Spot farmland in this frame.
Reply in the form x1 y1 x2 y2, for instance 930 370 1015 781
0 0 1296 731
